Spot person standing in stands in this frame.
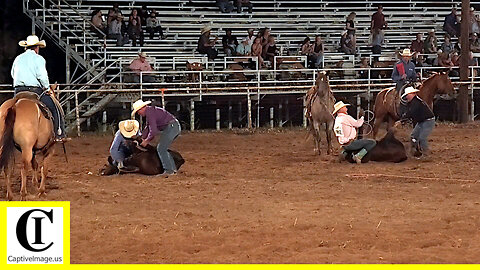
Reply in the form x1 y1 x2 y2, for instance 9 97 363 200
443 7 460 37
371 5 387 33
345 12 357 51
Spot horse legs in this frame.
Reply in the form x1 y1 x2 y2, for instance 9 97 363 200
38 148 54 197
31 155 39 187
386 115 396 132
372 114 384 139
313 122 321 155
4 158 14 201
325 122 333 155
20 149 33 201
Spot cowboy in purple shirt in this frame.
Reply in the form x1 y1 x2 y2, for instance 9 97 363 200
132 100 181 176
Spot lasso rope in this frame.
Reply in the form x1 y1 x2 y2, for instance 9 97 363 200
345 173 478 183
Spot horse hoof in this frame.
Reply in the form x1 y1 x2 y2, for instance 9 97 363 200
37 191 46 198
7 193 13 201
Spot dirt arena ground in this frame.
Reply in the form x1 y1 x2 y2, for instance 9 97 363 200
2 123 480 263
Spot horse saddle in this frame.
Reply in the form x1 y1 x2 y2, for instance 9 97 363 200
393 85 410 119
14 92 53 120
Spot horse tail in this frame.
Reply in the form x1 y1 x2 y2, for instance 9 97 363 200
0 106 17 171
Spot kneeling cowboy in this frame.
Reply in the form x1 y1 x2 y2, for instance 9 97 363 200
333 101 376 164
131 100 181 176
11 35 66 141
399 87 435 157
109 120 140 170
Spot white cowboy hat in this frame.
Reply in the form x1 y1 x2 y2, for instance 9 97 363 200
118 120 140 138
131 99 152 117
18 35 46 48
138 51 147 58
201 25 212 35
333 101 350 115
401 86 419 98
400 48 414 57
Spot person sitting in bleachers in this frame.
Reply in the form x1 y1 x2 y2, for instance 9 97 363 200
197 26 219 60
139 5 149 26
90 10 106 38
236 0 252 13
470 33 480 52
216 0 234 13
440 35 455 55
236 38 252 56
433 50 453 67
128 9 144 47
424 30 437 54
371 5 387 33
222 29 238 57
300 37 315 68
443 7 460 37
246 28 256 46
259 27 271 47
251 37 265 68
146 10 165 40
312 35 325 69
471 7 480 36
263 35 278 68
128 52 155 83
339 30 355 55
107 3 121 26
108 14 129 46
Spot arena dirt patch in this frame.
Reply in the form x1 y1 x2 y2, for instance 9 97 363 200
1 123 480 263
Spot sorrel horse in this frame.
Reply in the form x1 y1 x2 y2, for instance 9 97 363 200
0 86 60 200
372 72 455 138
305 72 336 155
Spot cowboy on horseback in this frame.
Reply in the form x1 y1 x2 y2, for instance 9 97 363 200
392 48 417 96
11 35 67 142
333 101 376 164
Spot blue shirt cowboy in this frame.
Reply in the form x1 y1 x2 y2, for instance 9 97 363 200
392 48 417 94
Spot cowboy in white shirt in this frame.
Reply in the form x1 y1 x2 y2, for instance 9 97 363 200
11 35 66 141
333 101 376 163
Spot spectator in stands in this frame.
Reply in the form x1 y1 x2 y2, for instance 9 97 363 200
139 5 150 26
252 37 265 68
146 11 165 39
107 3 121 26
312 35 325 68
246 28 256 46
128 9 144 47
440 35 455 55
345 12 357 50
258 27 271 47
357 57 370 80
300 37 314 68
471 7 480 35
371 28 384 60
236 38 252 56
216 0 234 13
263 35 278 67
371 5 387 33
236 0 252 13
90 10 106 37
410 33 424 61
197 26 219 60
433 50 454 68
392 48 417 94
222 29 239 57
451 52 460 66
443 7 460 37
340 30 355 55
424 29 437 54
470 33 480 52
108 14 129 46
129 52 155 83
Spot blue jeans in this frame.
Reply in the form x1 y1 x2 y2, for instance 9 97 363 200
411 118 435 152
343 139 377 152
216 1 234 12
156 120 181 173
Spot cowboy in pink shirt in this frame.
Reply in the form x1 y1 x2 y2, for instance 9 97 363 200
129 52 155 83
333 101 376 164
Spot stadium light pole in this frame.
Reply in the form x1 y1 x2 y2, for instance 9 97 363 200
459 0 471 123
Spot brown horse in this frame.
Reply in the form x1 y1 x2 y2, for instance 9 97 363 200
372 72 455 138
305 72 336 155
0 87 59 200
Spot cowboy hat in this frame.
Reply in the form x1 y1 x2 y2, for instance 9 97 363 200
400 48 413 57
401 86 419 98
18 35 46 48
333 101 350 115
201 25 212 34
118 120 140 138
138 51 147 58
131 99 152 117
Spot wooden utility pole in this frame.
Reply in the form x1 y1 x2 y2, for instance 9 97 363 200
459 0 471 123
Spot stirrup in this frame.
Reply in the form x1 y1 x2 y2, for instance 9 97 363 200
55 137 71 143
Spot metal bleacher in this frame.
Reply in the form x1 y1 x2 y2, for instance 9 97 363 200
21 0 474 131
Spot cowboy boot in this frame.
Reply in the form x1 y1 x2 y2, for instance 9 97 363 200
352 149 368 164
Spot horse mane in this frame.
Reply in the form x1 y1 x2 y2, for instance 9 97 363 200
315 73 335 103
